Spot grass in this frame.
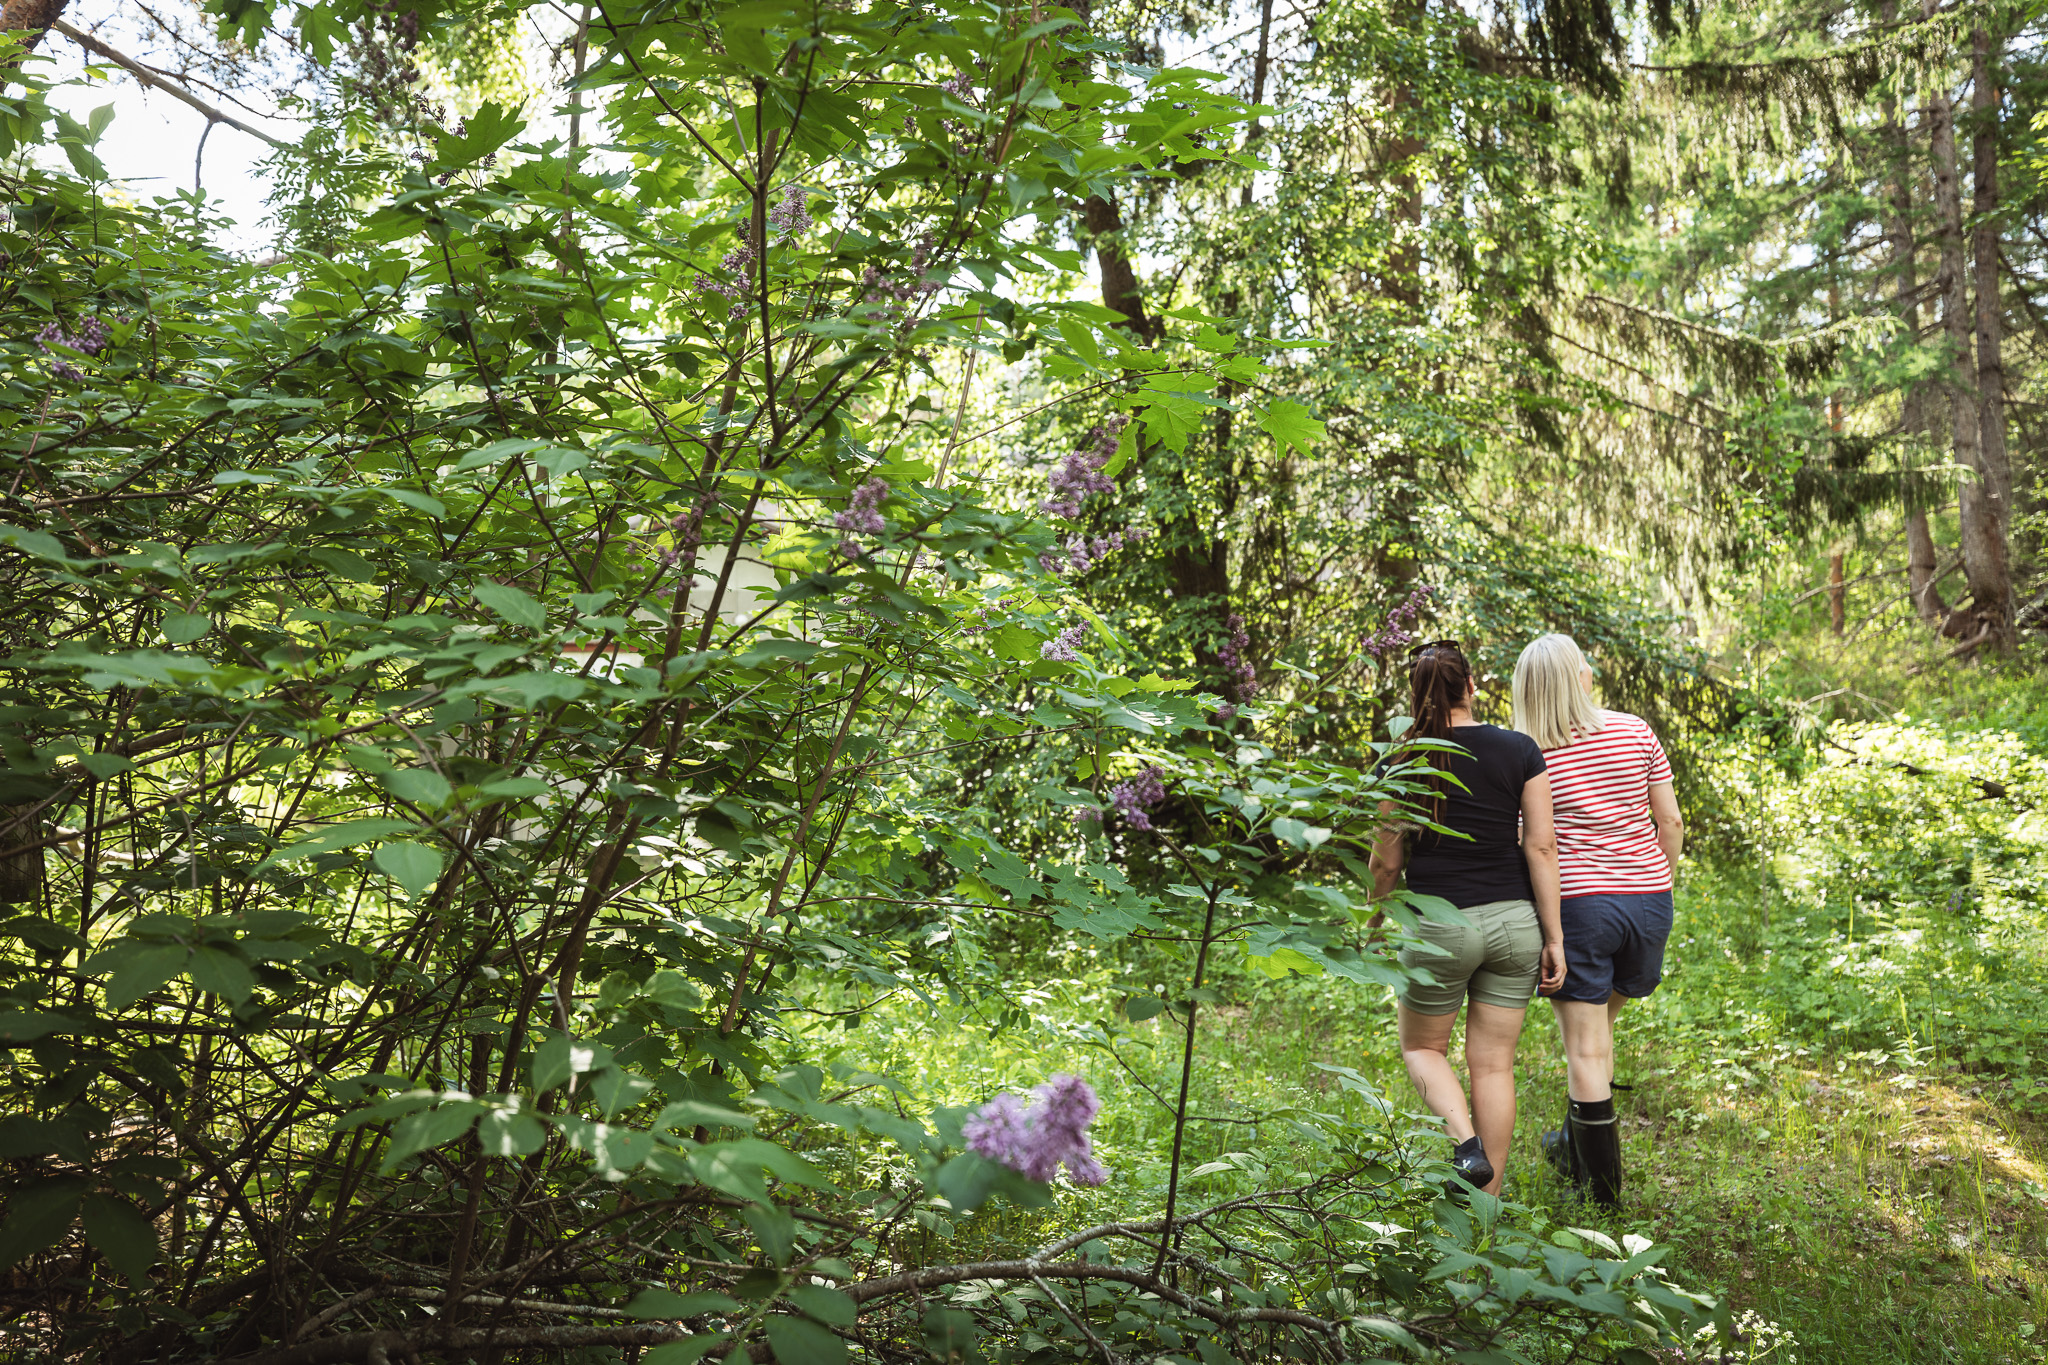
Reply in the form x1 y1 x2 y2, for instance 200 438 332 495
813 876 2048 1363
804 712 2048 1361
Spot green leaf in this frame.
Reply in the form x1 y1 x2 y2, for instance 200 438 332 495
1270 817 1332 850
380 770 454 808
1256 399 1326 455
307 546 377 581
532 1034 613 1093
265 817 418 865
189 946 255 1003
372 841 442 899
378 487 446 518
766 1314 847 1365
625 1288 744 1319
653 1099 755 1132
104 945 188 1009
475 580 547 630
591 1066 656 1119
643 1337 729 1365
82 1193 158 1286
688 1138 836 1205
381 1101 482 1171
0 1115 91 1161
162 613 211 644
0 1177 85 1268
477 1107 547 1157
786 1282 857 1327
932 1151 1051 1214
744 1203 797 1265
434 99 526 164
923 1308 979 1363
1125 995 1167 1021
0 523 70 562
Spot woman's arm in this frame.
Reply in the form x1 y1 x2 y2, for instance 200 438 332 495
1365 799 1404 932
1520 773 1567 994
1649 779 1684 875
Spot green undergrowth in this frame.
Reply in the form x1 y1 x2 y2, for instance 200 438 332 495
792 712 2048 1362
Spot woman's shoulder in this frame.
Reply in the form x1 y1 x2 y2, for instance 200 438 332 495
1546 710 1654 753
1474 724 1545 757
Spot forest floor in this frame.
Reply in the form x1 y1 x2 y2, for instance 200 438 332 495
1198 915 2048 1365
842 880 2048 1365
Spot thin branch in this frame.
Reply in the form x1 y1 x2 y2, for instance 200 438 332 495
49 20 284 147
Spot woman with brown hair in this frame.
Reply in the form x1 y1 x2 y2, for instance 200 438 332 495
1370 642 1567 1195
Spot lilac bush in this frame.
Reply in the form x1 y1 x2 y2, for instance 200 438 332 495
768 185 812 237
1217 613 1258 705
1109 765 1166 831
834 476 889 559
1364 583 1436 659
1042 417 1126 519
37 315 110 382
964 1074 1108 1185
1040 622 1093 662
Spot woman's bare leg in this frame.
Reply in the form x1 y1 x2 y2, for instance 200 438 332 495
1396 1003 1474 1143
1463 1002 1528 1195
1552 996 1620 1102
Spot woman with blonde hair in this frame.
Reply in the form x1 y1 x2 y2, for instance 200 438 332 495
1512 633 1684 1208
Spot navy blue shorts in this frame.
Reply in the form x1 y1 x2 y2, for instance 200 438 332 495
1554 891 1673 1004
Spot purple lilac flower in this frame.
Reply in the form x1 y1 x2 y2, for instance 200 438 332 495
859 234 944 319
1363 583 1436 660
1217 613 1258 703
1040 622 1092 662
37 316 111 382
965 1074 1109 1186
769 184 812 237
1040 524 1151 577
1071 806 1103 826
833 476 889 560
697 236 759 318
1109 765 1166 832
1042 416 1126 519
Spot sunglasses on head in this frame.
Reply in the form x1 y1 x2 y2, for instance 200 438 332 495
1406 639 1463 658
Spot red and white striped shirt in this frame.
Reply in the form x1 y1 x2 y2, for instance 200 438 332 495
1542 709 1674 896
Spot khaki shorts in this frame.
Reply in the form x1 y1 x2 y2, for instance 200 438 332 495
1397 898 1541 1014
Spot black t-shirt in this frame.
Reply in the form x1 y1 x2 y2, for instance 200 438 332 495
1397 724 1547 908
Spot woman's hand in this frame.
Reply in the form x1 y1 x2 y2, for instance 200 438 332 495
1538 940 1568 995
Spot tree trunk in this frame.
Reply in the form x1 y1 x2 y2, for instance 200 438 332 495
0 804 42 905
1829 551 1846 635
1906 513 1944 624
1240 0 1274 208
0 0 68 63
1971 25 2015 642
1079 194 1156 343
1881 43 1947 627
1925 67 2004 630
1382 0 1426 316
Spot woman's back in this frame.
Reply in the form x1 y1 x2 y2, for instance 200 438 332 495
1541 708 1673 896
1405 723 1547 907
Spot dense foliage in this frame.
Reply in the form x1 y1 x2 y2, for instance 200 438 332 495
0 2 1733 1361
6 0 2048 1356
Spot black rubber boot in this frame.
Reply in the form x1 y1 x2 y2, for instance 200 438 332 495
1449 1135 1494 1193
1540 1090 1580 1185
1566 1097 1622 1208
1540 1123 1577 1183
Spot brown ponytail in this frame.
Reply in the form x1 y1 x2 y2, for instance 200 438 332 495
1404 643 1473 834
1408 643 1473 745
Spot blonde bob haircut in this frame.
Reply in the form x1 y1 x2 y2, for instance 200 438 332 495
1513 633 1604 751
